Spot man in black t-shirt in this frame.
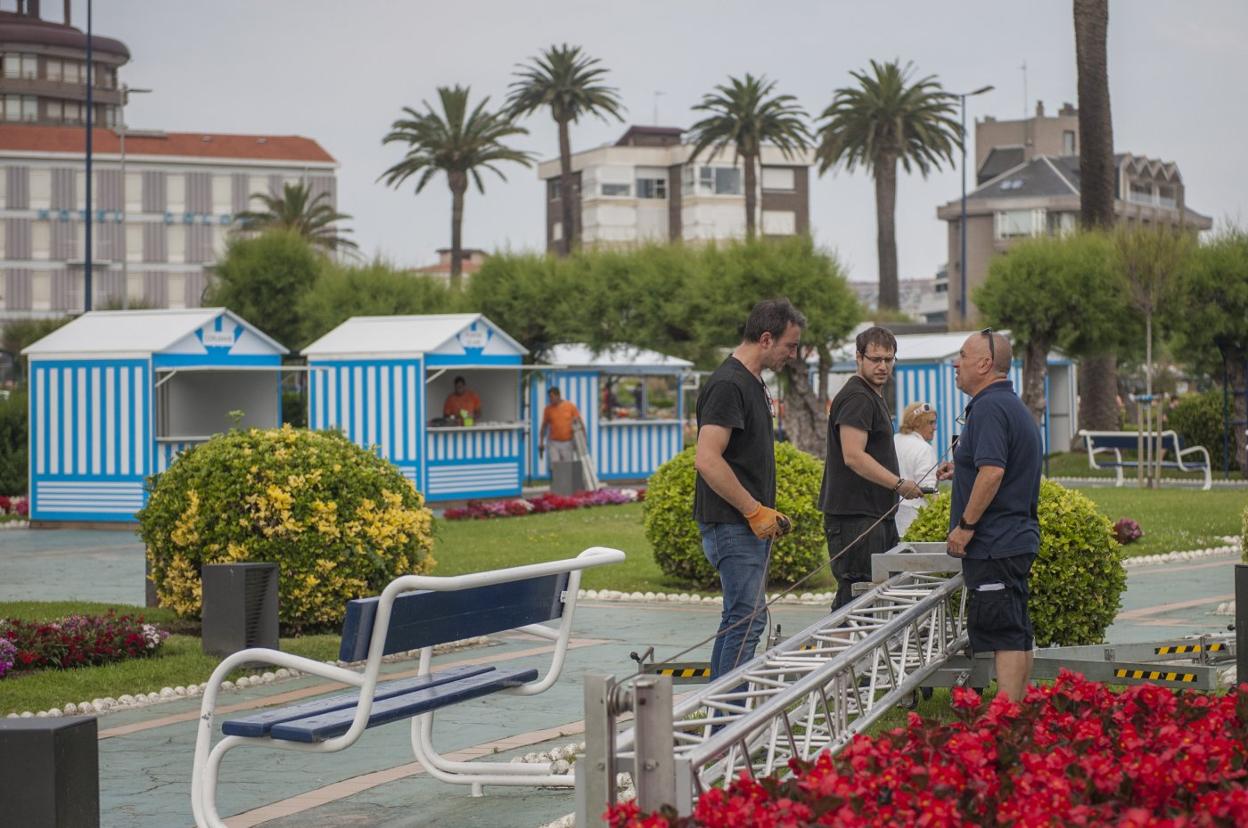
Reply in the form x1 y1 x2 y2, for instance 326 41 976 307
695 298 805 678
820 326 924 609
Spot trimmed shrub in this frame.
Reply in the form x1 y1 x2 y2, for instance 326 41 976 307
903 479 1124 646
1168 388 1236 470
1241 503 1247 564
138 425 435 631
0 388 27 495
643 443 825 587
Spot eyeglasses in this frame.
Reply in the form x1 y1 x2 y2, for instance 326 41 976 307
859 353 896 366
981 328 996 364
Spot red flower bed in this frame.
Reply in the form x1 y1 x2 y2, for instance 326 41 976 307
442 487 644 520
0 611 170 679
610 671 1248 827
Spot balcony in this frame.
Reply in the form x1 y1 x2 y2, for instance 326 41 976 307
0 76 121 104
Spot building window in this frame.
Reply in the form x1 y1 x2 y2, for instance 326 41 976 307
688 166 743 196
636 177 666 199
46 100 62 121
713 167 741 195
1128 180 1154 205
601 182 631 197
547 179 560 201
63 61 81 85
3 53 36 79
1157 183 1177 209
994 209 1043 240
1046 211 1075 236
21 96 36 121
552 221 563 242
45 59 62 82
761 167 795 191
1062 130 1076 156
32 222 50 259
762 209 796 235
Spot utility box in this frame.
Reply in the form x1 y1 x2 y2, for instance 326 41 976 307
0 716 99 827
551 460 585 496
202 563 279 657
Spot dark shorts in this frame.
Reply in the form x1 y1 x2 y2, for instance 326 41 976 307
962 553 1036 653
825 514 899 583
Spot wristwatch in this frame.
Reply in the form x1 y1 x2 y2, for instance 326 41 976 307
957 517 978 531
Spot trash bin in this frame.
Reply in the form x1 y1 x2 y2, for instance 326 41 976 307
551 460 585 495
0 716 99 827
201 562 279 657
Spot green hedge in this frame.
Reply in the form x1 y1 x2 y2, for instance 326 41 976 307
1168 389 1236 470
0 388 25 495
642 443 826 587
138 425 435 631
903 479 1125 647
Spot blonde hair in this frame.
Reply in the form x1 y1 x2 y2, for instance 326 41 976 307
900 401 937 435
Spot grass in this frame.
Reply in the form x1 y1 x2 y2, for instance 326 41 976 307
1044 450 1231 482
1075 486 1245 557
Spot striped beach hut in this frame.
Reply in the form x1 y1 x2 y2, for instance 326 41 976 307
826 331 1078 455
533 344 694 482
22 308 288 523
302 314 529 502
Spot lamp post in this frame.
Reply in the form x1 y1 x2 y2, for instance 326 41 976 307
117 85 152 310
84 0 93 311
957 84 994 327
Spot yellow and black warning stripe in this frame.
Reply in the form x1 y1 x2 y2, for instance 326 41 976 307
656 667 713 679
1154 642 1224 655
1113 668 1198 683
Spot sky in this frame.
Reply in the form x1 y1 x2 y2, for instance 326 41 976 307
80 0 1248 282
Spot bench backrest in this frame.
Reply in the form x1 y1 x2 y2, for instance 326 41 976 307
337 573 571 662
1086 432 1182 452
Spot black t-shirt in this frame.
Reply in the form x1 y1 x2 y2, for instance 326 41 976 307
693 357 776 524
818 375 900 517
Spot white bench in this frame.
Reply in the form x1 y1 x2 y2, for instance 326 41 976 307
190 546 624 828
1078 429 1211 490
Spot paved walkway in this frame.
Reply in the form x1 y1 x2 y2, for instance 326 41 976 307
0 527 1241 826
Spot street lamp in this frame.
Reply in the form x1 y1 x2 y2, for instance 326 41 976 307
957 84 994 327
117 84 152 310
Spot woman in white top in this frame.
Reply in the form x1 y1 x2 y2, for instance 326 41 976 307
894 402 938 536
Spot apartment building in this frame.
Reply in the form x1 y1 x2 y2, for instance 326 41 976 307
937 101 1212 326
0 125 337 319
537 125 813 250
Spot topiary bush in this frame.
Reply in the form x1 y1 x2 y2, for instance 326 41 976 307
643 443 825 588
902 479 1124 647
1241 503 1248 564
1168 389 1236 470
138 425 435 631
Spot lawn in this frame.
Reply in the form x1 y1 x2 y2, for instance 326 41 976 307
1076 486 1245 557
1045 450 1234 482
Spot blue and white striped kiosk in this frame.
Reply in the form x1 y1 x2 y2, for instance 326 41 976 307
22 308 288 523
825 330 1078 454
533 344 694 482
302 314 529 502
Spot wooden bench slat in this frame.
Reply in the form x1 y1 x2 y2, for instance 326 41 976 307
266 666 539 743
219 664 493 738
337 574 570 662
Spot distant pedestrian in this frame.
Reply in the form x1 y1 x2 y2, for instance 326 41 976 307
937 329 1042 702
820 326 922 610
894 402 939 536
694 298 804 678
540 387 582 463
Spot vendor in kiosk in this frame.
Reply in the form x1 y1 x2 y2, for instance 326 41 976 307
443 375 482 425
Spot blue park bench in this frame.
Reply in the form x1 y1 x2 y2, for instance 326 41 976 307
190 546 624 828
1078 429 1211 490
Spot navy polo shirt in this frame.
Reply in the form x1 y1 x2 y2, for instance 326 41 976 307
949 380 1042 559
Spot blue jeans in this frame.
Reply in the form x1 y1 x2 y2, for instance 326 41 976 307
699 521 769 679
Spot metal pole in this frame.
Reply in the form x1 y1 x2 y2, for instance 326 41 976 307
1237 565 1247 685
119 98 126 310
577 674 618 828
632 675 676 815
959 94 967 327
84 0 94 312
1224 356 1231 479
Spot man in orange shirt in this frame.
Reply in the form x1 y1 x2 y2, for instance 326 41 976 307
443 376 481 424
540 387 582 463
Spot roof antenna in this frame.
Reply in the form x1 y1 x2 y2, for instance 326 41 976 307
652 90 664 126
1020 61 1028 118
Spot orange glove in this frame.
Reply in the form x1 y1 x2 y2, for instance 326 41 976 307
743 504 792 540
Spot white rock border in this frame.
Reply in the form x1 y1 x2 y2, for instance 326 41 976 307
0 519 30 530
3 635 492 722
1121 536 1242 568
1048 475 1248 487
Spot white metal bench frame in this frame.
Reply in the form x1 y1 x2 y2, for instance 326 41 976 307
190 546 625 828
1078 429 1211 490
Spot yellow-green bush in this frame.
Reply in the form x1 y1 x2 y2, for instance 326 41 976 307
643 443 826 587
138 425 435 631
903 479 1124 646
1241 503 1247 564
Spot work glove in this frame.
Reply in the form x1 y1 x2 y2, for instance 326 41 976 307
743 504 792 540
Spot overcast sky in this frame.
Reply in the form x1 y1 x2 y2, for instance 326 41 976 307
86 0 1248 281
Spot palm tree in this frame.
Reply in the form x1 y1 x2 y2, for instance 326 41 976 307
816 59 959 311
236 181 358 253
1073 0 1120 432
507 44 625 255
380 85 533 290
686 74 811 240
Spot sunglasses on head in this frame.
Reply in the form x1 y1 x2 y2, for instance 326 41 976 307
981 328 996 364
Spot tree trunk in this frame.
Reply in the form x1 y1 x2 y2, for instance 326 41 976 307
781 353 827 460
1074 0 1115 231
448 173 466 292
1079 352 1121 431
1022 337 1050 427
874 151 900 311
557 118 576 255
743 152 757 240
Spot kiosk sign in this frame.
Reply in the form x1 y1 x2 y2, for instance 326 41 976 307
202 330 235 348
458 330 487 349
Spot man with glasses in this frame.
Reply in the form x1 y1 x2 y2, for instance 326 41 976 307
820 326 923 610
694 298 805 678
937 329 1042 701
